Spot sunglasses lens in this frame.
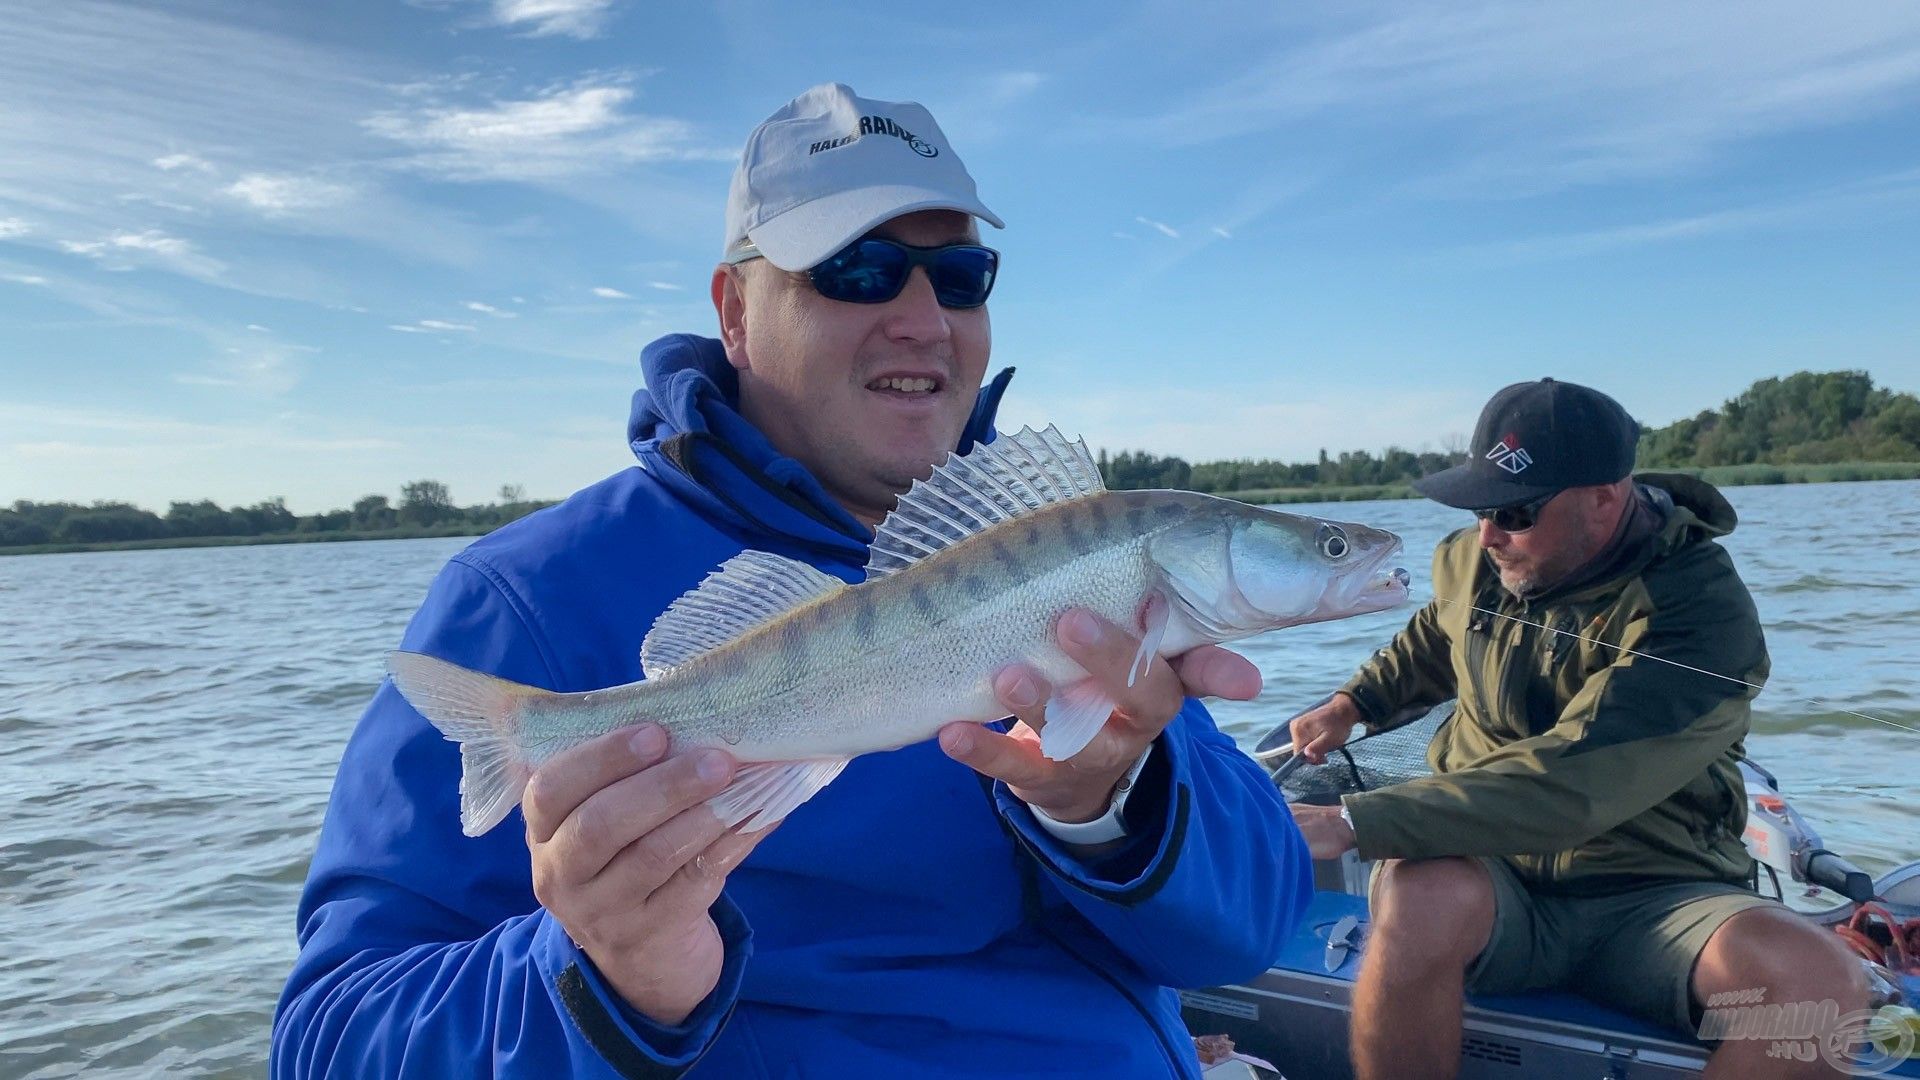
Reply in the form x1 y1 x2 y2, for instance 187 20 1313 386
809 240 998 308
810 240 910 304
930 246 997 309
1489 506 1535 532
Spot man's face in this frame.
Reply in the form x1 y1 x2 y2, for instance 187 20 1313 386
714 209 991 528
1476 485 1615 598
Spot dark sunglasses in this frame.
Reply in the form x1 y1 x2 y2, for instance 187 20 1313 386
1474 490 1560 533
730 238 999 309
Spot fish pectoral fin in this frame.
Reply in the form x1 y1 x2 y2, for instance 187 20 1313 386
710 757 851 832
1128 590 1170 688
1038 679 1117 762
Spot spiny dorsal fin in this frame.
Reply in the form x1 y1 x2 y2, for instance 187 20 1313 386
641 550 846 679
864 425 1105 579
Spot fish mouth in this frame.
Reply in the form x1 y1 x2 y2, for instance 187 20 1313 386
1356 565 1412 611
1348 538 1411 614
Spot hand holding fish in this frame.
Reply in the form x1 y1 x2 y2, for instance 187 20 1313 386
521 723 776 1026
938 608 1263 825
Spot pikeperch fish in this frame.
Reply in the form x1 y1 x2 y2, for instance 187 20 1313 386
388 426 1411 836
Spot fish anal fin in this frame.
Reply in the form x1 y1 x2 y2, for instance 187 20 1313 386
709 758 852 832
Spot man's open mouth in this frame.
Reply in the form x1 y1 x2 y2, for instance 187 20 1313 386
866 375 942 395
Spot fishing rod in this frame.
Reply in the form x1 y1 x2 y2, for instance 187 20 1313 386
1424 593 1920 738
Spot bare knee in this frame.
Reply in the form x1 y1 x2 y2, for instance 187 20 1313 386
1371 858 1496 970
1694 907 1868 1014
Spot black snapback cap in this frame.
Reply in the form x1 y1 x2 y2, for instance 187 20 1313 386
1413 378 1641 511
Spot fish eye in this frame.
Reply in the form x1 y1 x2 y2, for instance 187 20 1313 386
1317 524 1350 560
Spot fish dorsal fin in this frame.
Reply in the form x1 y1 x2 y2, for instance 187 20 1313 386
641 550 847 679
865 425 1105 579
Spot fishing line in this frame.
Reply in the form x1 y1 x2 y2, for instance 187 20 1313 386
1423 593 1920 738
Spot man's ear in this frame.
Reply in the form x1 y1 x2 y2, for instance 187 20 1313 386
712 264 750 371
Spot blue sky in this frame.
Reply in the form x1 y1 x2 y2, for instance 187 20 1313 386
5 1 1920 514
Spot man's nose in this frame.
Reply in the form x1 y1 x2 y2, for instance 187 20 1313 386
1477 517 1507 549
881 268 953 345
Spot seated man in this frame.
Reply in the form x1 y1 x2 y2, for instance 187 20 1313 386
1290 378 1866 1080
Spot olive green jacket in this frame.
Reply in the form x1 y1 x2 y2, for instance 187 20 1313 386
1338 474 1768 894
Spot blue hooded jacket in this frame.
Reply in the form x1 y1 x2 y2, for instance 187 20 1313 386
272 334 1312 1079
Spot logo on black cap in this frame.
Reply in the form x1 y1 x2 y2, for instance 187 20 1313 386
1485 434 1533 475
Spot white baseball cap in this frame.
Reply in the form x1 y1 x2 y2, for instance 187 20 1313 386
722 82 1004 271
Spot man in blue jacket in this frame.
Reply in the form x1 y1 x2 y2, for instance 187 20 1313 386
273 82 1311 1079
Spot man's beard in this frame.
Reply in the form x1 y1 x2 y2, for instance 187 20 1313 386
1496 564 1543 599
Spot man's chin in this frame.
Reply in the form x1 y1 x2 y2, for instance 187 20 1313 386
1496 566 1541 599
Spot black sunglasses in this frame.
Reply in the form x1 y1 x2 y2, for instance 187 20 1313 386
1474 490 1560 533
731 238 999 309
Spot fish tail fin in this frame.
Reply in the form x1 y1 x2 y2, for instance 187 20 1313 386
386 650 547 836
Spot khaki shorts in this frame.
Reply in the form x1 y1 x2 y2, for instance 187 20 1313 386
1373 857 1780 1031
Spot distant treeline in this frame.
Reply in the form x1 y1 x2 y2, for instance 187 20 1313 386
1636 370 1920 467
1097 369 1920 494
1097 446 1468 494
0 482 553 549
8 371 1919 553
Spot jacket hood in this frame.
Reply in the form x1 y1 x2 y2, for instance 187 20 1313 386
626 333 1014 562
1638 471 1737 545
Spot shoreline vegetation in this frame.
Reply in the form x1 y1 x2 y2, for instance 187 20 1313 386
8 371 1919 558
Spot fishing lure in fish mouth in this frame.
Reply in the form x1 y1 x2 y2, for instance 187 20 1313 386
388 425 1411 837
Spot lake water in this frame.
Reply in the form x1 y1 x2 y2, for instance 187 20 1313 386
2 479 1916 1078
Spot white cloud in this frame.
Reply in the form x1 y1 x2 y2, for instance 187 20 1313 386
153 153 215 174
489 0 616 39
0 5 505 296
364 81 729 180
61 230 188 258
225 173 352 213
0 217 29 238
246 323 270 332
983 71 1045 106
1456 165 1920 263
591 285 630 298
172 350 301 394
3 272 49 286
382 318 478 333
1105 5 1920 195
59 229 223 277
1135 216 1180 239
1211 226 1233 240
464 300 518 317
645 281 683 291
